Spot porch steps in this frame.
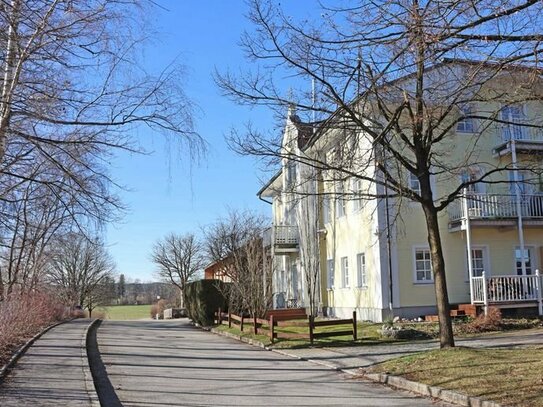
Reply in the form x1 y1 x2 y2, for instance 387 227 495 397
424 303 477 322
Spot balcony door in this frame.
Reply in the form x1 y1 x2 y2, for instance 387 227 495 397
501 105 526 141
515 247 534 276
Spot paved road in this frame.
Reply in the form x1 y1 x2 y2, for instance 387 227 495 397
97 319 451 407
0 319 95 407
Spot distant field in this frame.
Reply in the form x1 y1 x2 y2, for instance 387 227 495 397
99 305 151 320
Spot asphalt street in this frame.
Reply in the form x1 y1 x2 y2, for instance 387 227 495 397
97 319 451 407
0 319 95 407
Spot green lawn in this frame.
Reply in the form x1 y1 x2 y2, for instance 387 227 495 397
98 304 151 320
367 347 543 407
215 321 394 348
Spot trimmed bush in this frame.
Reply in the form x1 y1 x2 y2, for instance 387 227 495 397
184 279 229 326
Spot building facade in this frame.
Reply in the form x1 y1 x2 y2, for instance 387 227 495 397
259 61 543 321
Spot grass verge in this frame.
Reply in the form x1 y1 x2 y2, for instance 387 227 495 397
366 346 543 407
215 321 399 348
98 304 151 320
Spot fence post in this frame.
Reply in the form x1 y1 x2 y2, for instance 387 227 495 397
253 315 258 335
309 315 314 345
228 310 231 328
270 315 274 344
536 270 543 316
240 314 244 332
352 311 357 341
482 271 489 316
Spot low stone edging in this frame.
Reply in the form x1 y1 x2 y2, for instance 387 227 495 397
361 372 504 407
207 325 505 407
0 319 71 382
83 319 101 407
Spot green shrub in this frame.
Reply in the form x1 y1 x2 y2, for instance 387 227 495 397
184 279 229 326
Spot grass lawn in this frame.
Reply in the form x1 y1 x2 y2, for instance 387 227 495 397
215 321 396 348
367 347 543 407
98 304 151 320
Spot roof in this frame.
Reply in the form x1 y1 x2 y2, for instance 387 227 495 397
257 169 282 199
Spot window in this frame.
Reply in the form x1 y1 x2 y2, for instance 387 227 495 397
341 257 349 287
336 182 346 217
414 248 433 283
356 253 367 287
352 178 363 211
467 248 487 278
290 262 298 299
501 105 525 141
408 172 421 195
515 247 533 275
460 167 485 194
322 195 331 224
457 105 475 133
327 259 335 289
509 170 533 196
286 162 297 188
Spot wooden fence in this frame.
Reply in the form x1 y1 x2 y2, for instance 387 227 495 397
215 308 357 345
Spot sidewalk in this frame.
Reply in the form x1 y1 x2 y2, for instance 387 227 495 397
274 328 543 373
0 319 97 407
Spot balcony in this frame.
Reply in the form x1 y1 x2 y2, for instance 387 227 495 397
448 193 543 231
493 125 543 156
267 225 299 253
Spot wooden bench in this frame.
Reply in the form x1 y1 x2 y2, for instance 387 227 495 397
265 308 307 321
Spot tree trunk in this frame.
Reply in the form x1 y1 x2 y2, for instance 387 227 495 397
422 204 455 348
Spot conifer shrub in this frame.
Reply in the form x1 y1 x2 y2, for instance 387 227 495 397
184 279 229 326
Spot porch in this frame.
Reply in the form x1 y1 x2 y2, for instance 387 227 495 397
471 271 543 315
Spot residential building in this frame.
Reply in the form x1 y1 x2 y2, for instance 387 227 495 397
258 60 543 321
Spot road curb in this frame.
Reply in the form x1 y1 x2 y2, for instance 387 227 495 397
207 325 505 407
83 319 101 407
0 319 71 383
361 372 504 407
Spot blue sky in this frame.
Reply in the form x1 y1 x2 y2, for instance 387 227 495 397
106 1 297 282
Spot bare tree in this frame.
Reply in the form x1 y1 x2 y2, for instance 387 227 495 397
217 0 543 347
151 233 205 308
203 210 272 319
46 233 116 316
0 0 204 301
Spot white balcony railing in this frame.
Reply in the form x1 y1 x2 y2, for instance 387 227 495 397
449 193 543 222
500 125 543 143
472 271 542 315
273 225 298 246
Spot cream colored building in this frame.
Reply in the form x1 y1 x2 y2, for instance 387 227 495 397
259 61 543 321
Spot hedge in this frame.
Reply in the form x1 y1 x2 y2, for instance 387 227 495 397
184 279 229 326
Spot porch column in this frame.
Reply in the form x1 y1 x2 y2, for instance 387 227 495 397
511 139 527 276
482 271 489 316
462 188 474 304
536 269 543 316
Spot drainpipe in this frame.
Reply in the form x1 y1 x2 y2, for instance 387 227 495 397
463 188 474 304
511 139 527 276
